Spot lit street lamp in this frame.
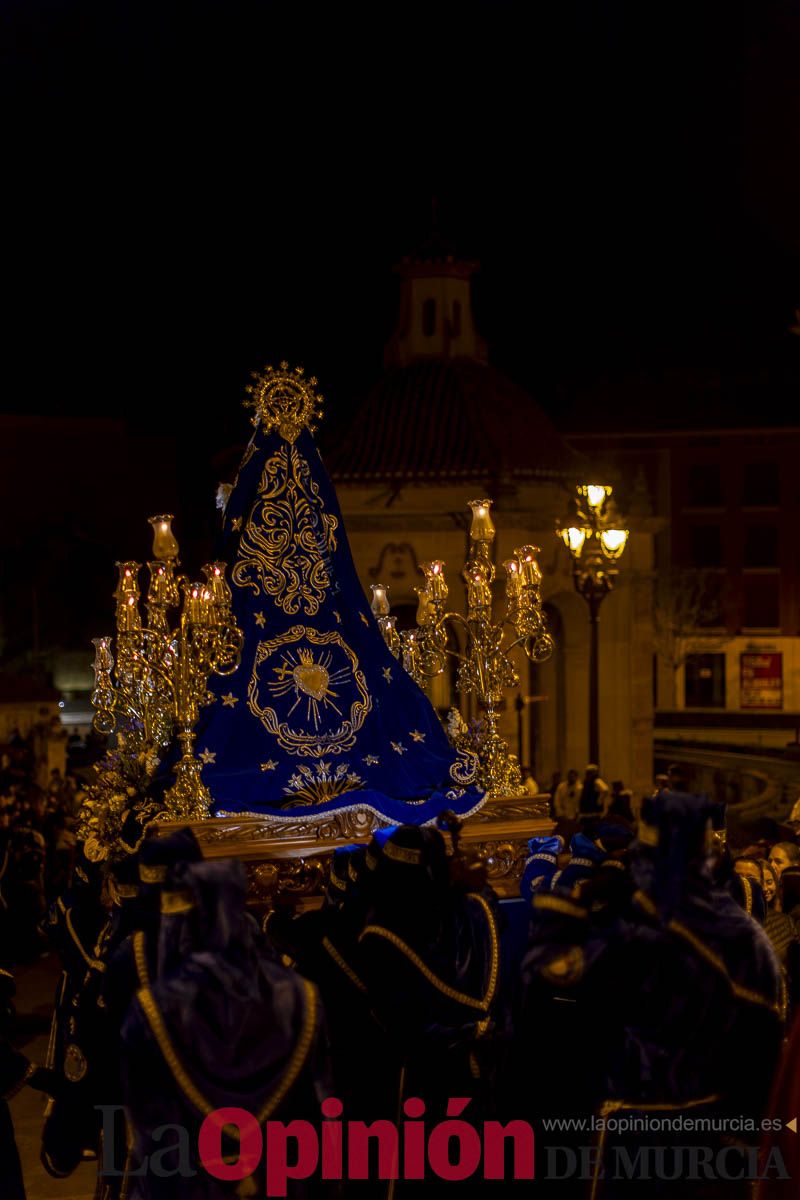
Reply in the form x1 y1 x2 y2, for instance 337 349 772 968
557 484 629 766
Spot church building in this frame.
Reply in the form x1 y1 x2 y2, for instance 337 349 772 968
328 238 659 797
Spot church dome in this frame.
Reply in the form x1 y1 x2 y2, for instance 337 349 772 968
328 357 579 483
328 228 581 485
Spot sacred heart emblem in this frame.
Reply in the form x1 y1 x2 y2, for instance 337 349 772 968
293 662 330 701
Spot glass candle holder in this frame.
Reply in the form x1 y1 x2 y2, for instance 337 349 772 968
515 545 543 587
149 515 180 561
503 558 522 599
421 560 448 603
468 499 496 542
370 583 391 617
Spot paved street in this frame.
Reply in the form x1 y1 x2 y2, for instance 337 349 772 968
9 956 95 1200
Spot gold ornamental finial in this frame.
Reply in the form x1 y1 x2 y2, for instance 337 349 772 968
244 361 324 443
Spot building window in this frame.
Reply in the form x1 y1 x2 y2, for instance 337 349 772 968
422 298 436 337
743 462 779 507
687 463 722 507
742 575 780 629
689 525 722 568
743 526 779 568
684 653 726 708
452 300 462 337
694 573 727 627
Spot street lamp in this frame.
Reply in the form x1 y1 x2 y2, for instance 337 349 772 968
557 484 629 766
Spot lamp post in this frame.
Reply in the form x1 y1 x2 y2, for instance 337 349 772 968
557 484 629 766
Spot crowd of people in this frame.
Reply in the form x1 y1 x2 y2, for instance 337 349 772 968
2 758 800 1196
0 733 84 966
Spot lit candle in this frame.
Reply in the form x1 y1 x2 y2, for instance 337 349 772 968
92 636 114 674
467 571 492 610
370 583 391 617
117 593 142 632
115 561 141 599
468 499 496 542
401 629 419 674
515 545 542 587
380 614 398 650
421 560 448 602
147 562 169 605
186 582 205 625
203 562 232 607
148 514 180 561
503 558 522 599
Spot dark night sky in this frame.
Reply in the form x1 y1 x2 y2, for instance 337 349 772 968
3 0 800 449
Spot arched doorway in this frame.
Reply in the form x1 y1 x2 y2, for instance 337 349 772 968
530 601 565 788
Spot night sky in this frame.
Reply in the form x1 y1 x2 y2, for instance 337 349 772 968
3 0 800 451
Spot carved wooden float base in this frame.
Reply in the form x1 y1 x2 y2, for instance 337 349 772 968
159 795 554 911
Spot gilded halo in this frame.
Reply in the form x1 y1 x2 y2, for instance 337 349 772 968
244 362 324 444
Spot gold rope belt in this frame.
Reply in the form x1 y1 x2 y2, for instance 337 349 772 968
360 892 499 1013
132 930 317 1126
57 898 106 973
321 936 368 994
590 1093 720 1200
632 891 783 1018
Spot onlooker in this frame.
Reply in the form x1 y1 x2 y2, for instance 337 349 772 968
553 768 580 820
606 780 635 824
578 763 609 820
769 841 800 878
522 770 539 797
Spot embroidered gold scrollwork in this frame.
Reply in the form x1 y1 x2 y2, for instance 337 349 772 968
450 748 480 786
232 445 338 616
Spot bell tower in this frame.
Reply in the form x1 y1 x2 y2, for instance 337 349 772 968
383 224 488 367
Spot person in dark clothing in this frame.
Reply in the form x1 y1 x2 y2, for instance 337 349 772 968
606 780 635 824
120 857 331 1199
578 764 608 820
358 822 500 1157
518 790 784 1199
1 966 62 1200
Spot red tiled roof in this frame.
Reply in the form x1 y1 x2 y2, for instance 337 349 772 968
327 360 581 482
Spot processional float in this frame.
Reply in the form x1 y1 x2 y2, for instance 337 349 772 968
80 364 554 908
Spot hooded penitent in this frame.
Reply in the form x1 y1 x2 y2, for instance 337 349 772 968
120 859 329 1197
517 788 785 1180
187 365 484 825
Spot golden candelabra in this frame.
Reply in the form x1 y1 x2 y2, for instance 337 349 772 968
371 499 553 798
90 515 243 820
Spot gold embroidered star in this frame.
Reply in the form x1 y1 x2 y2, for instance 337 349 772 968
382 667 392 683
199 749 216 765
410 730 426 742
363 755 380 766
333 610 342 624
221 693 239 708
359 612 370 626
231 517 242 531
260 760 278 771
254 612 266 627
391 742 407 755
